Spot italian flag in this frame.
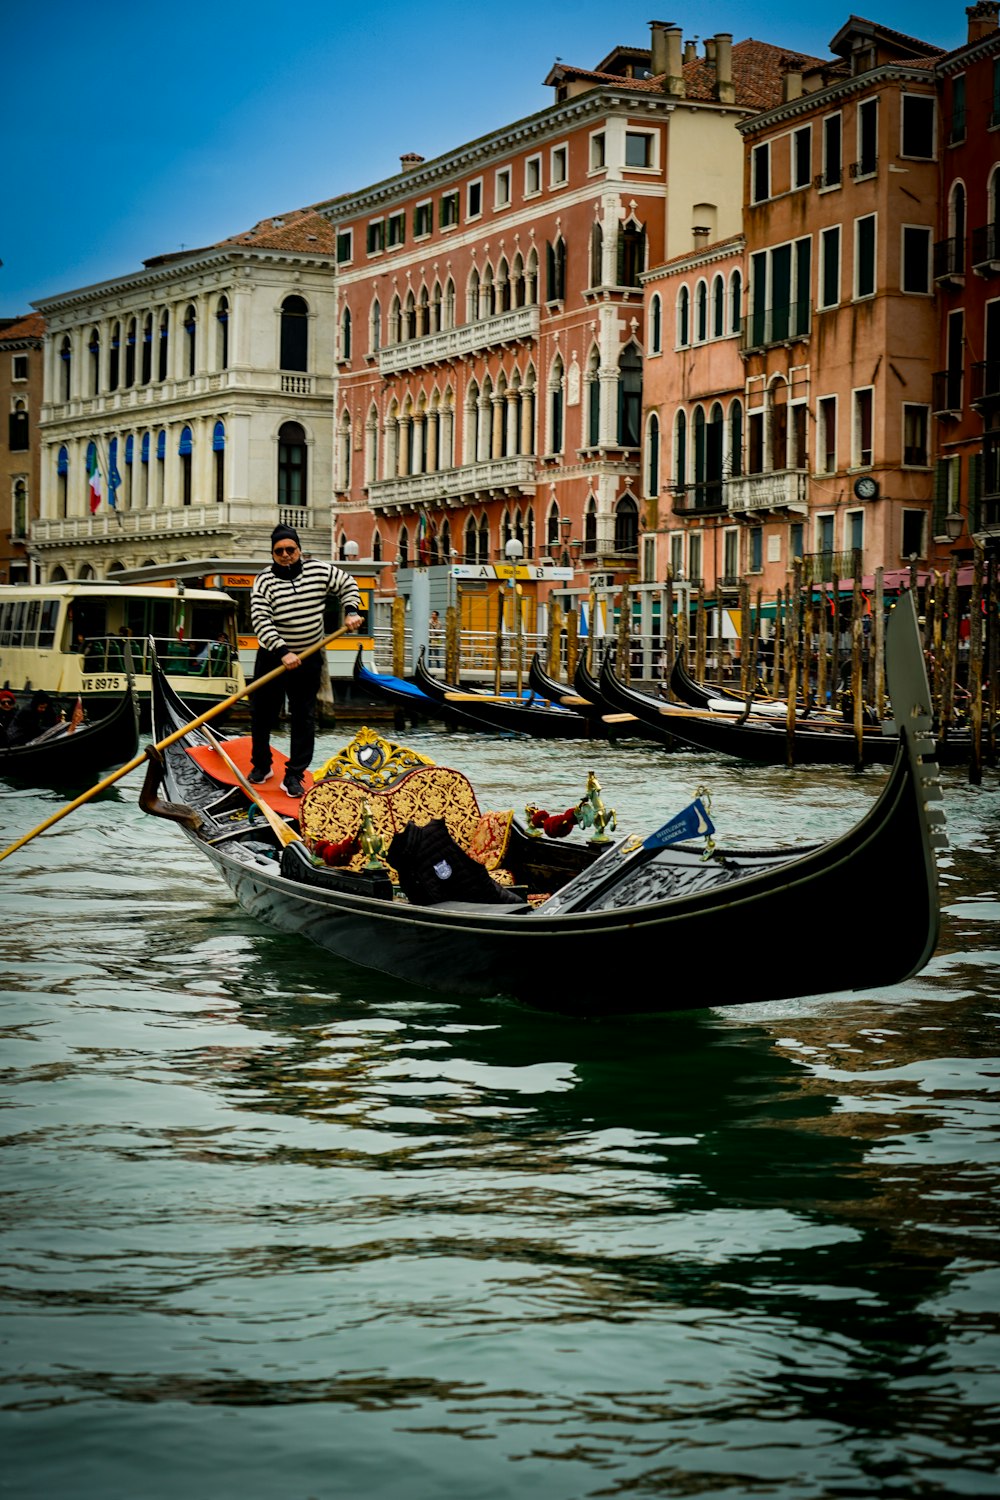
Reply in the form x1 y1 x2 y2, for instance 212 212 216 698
88 447 102 514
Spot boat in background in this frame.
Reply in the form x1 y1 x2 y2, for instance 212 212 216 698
413 651 603 739
0 678 140 784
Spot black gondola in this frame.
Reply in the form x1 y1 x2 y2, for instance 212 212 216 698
413 651 601 739
527 654 610 728
352 650 440 720
0 682 140 784
600 649 970 767
138 594 946 1014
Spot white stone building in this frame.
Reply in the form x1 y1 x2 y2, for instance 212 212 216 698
30 210 338 580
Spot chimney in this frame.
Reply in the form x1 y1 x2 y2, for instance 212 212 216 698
684 39 697 63
714 33 735 103
967 1 999 41
704 37 717 65
649 18 670 77
661 25 686 97
400 152 425 172
782 67 804 102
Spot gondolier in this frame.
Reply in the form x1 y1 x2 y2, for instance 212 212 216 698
249 525 364 798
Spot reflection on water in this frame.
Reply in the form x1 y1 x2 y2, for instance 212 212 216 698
1 730 999 1499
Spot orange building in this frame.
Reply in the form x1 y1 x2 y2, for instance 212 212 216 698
323 24 812 637
933 2 1000 551
0 313 45 585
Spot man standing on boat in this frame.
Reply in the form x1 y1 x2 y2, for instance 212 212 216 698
249 524 364 799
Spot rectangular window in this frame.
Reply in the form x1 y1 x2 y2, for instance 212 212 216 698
792 125 811 189
822 113 842 187
817 513 835 554
855 214 877 298
413 201 432 237
336 229 353 264
439 191 459 228
494 167 511 207
789 522 804 562
467 180 482 219
688 533 702 583
901 226 932 293
670 533 684 580
724 528 739 578
820 226 841 308
525 155 541 196
818 396 837 472
749 528 763 572
387 211 406 247
950 75 966 143
366 219 385 255
625 132 653 169
748 410 765 473
903 403 929 466
847 509 864 551
590 132 606 170
550 143 569 182
901 94 935 158
856 97 878 175
853 387 874 467
12 355 28 381
751 142 770 203
901 509 925 557
993 58 1000 127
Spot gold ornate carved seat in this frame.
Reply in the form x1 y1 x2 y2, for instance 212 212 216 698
300 727 514 881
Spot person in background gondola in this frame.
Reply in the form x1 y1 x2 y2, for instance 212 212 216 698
0 688 16 745
7 690 63 747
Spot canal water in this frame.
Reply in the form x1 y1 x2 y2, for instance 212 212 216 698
1 727 998 1500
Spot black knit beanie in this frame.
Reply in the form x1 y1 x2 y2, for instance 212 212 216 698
271 523 301 549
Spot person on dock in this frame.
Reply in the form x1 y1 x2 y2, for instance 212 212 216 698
249 524 364 800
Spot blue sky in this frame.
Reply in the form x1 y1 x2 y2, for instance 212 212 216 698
2 0 969 314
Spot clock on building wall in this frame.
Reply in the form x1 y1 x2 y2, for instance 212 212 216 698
853 476 879 500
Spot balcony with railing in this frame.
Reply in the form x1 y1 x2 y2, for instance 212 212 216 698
671 481 727 517
378 307 540 376
971 359 1000 411
30 502 325 548
933 236 966 285
801 549 860 584
368 456 537 512
932 369 963 417
972 223 1000 273
740 301 811 353
726 469 809 515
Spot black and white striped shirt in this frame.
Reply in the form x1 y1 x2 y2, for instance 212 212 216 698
250 559 362 654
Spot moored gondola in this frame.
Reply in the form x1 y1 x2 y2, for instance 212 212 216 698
352 649 441 721
413 651 601 739
138 594 946 1013
600 649 970 767
0 680 140 784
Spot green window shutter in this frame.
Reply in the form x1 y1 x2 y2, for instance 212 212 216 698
969 452 983 534
932 460 949 536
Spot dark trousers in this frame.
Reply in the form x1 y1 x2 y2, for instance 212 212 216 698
250 648 322 777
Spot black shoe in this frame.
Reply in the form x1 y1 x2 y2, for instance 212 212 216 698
281 772 305 799
247 766 272 785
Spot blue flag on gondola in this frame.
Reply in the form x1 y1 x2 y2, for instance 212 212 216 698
642 797 714 850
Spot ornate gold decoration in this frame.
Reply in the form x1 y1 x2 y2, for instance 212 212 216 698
575 770 616 845
359 798 387 870
312 726 434 788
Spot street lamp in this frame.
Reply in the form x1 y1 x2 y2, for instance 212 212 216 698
944 512 963 543
505 537 524 697
343 539 360 560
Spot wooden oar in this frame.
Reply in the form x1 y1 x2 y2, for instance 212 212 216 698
602 712 639 723
0 626 348 864
199 721 300 847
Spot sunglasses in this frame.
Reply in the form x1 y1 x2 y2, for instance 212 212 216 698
272 545 299 556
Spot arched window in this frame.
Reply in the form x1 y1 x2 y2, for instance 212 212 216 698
60 336 72 400
649 293 662 354
109 322 121 392
444 279 456 329
57 444 69 517
729 271 742 335
372 530 382 562
677 286 690 347
157 311 169 382
646 413 660 496
141 314 153 383
340 306 352 361
587 348 601 447
546 236 567 302
370 298 381 354
590 221 603 287
729 400 744 478
398 525 410 568
617 343 642 448
464 515 478 563
125 318 137 387
478 514 489 563
693 406 707 504
389 295 402 344
88 327 100 395
948 181 967 276
216 296 229 370
707 403 724 505
547 502 560 553
467 268 481 323
277 421 307 505
124 433 134 508
184 304 196 377
337 410 351 492
431 282 443 333
549 358 564 453
178 425 193 506
617 221 646 287
711 276 725 338
695 281 708 342
584 495 598 553
615 494 639 554
12 479 27 539
280 295 308 371
674 409 687 490
213 421 225 503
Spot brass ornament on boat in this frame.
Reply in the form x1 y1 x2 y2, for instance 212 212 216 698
313 726 434 789
359 798 387 871
575 770 616 845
